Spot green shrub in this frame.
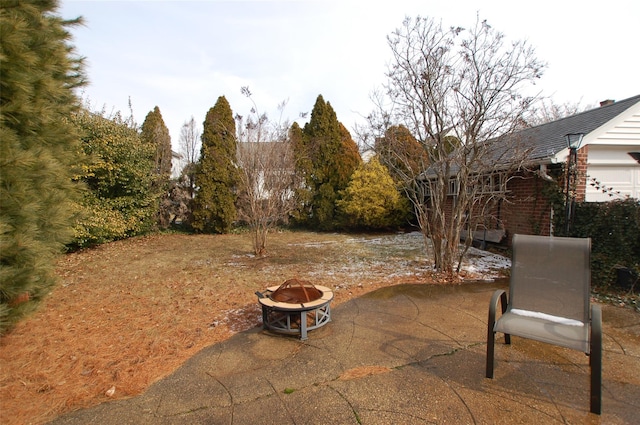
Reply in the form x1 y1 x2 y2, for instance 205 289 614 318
69 110 158 248
569 198 640 289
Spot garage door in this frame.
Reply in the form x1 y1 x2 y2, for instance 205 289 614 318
586 165 640 201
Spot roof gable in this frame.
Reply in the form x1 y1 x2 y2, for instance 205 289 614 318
510 94 640 161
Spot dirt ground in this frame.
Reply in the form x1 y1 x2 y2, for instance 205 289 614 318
0 231 497 425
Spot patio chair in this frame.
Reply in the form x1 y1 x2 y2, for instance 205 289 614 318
486 234 602 414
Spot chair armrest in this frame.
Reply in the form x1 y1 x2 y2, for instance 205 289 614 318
489 289 510 344
489 289 508 322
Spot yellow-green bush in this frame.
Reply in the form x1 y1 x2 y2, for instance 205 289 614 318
69 110 158 248
337 156 410 229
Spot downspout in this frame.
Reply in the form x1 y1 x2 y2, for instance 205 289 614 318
537 164 554 182
537 164 555 235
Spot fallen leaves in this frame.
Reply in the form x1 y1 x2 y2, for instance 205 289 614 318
0 231 507 425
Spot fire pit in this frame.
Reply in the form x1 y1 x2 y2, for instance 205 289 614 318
256 279 333 340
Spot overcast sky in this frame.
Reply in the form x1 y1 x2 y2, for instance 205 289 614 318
59 0 639 153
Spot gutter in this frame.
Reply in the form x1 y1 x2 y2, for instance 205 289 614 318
536 164 555 182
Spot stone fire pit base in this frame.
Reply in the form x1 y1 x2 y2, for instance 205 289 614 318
257 284 333 340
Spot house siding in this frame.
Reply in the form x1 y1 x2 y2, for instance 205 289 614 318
583 102 640 200
586 103 640 144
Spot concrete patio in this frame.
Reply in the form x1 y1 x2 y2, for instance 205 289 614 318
50 281 640 424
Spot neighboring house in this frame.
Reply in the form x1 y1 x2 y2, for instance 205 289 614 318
236 140 296 200
491 94 640 240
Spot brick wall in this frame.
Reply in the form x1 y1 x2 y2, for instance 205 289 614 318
502 172 554 237
487 149 589 240
425 148 589 244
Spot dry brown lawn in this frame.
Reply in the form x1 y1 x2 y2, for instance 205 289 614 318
0 231 500 424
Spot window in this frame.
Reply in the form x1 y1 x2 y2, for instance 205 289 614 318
423 172 507 198
448 178 459 195
471 172 507 195
480 173 506 194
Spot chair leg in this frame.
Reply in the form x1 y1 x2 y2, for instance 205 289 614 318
486 289 507 378
590 304 602 415
486 327 495 378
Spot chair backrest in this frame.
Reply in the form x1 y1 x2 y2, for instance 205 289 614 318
509 234 591 324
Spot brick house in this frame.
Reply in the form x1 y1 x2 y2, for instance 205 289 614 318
472 94 640 243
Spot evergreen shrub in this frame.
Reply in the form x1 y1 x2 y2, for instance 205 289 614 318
569 198 640 290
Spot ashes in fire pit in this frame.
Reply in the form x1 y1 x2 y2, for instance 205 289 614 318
256 279 333 340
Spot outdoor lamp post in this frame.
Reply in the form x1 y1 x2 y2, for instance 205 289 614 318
564 133 584 234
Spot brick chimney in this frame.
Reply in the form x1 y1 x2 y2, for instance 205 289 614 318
599 99 615 107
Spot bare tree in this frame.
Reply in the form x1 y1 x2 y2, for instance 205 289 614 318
178 116 201 198
524 98 593 127
362 16 545 275
235 87 299 256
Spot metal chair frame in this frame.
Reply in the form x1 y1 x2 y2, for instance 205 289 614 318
486 234 602 415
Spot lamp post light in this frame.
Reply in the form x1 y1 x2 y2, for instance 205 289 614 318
564 133 584 234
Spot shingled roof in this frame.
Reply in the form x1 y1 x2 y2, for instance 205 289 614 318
420 94 640 179
512 94 640 162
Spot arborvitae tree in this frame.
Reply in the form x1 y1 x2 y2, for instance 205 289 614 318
141 106 172 180
337 156 410 229
140 106 173 228
191 96 238 233
70 109 157 248
0 0 86 333
295 95 361 230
